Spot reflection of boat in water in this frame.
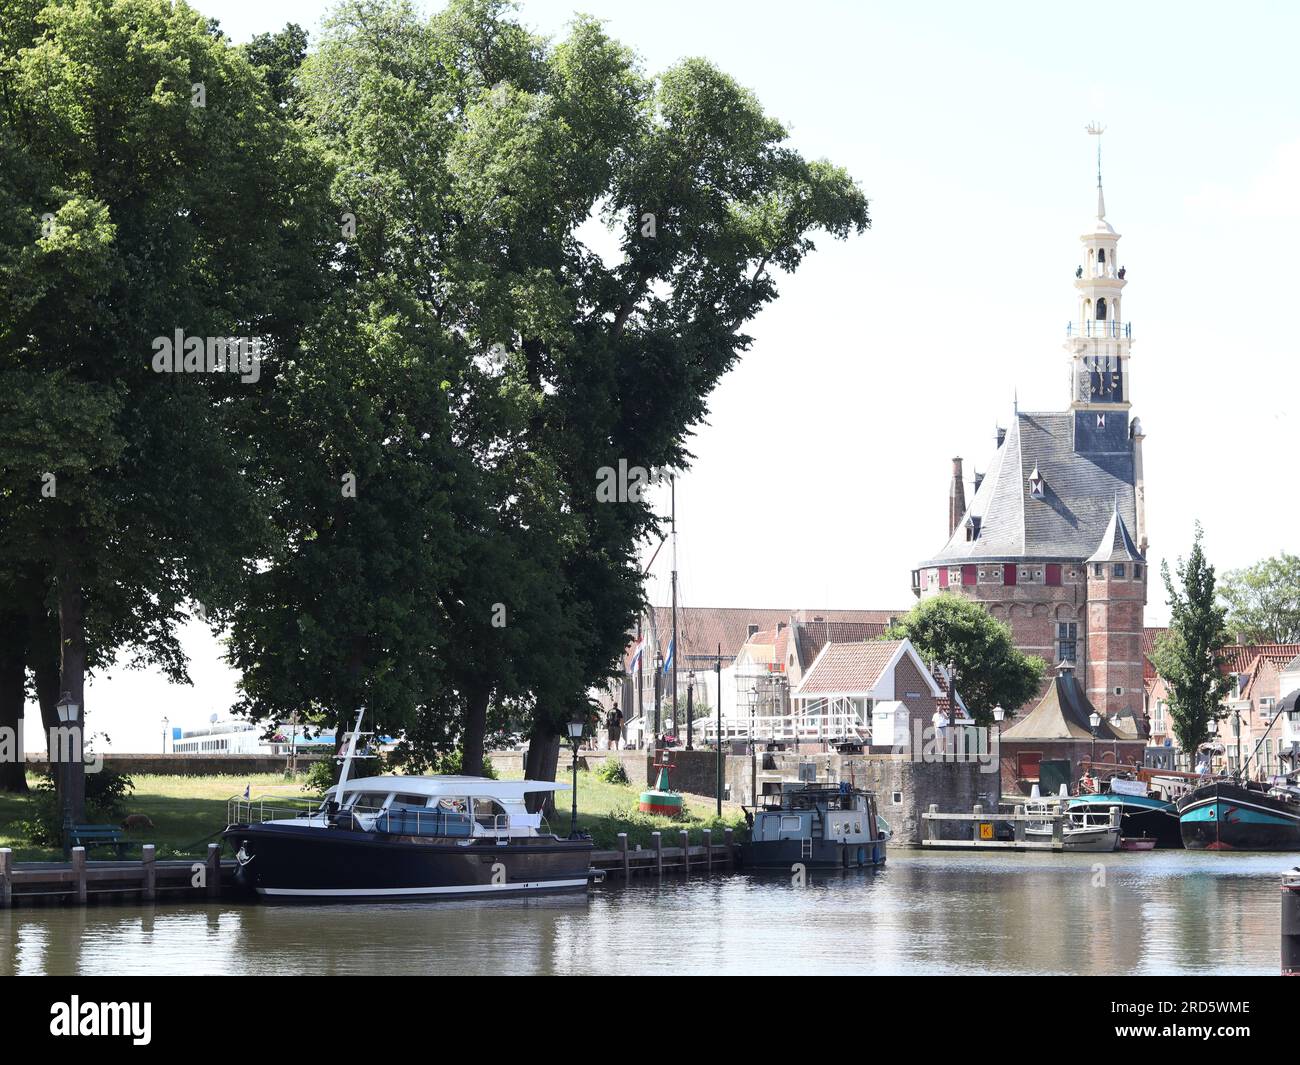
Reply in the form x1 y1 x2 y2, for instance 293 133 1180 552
222 709 593 900
741 783 889 868
1023 801 1120 852
1066 777 1182 848
1177 775 1300 851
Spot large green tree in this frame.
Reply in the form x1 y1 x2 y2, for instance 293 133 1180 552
258 0 869 782
1151 523 1234 755
0 0 330 806
883 593 1045 724
1220 552 1300 645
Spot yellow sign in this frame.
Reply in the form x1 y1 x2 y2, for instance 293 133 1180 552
979 822 994 840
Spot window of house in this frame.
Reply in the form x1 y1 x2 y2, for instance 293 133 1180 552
1114 563 1126 578
1133 564 1143 578
1094 563 1104 578
1056 622 1077 663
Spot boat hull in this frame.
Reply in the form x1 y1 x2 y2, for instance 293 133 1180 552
1177 782 1300 851
741 837 887 869
1066 795 1183 848
222 823 594 900
1025 825 1121 852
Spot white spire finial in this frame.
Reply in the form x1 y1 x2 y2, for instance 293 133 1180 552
1086 121 1106 219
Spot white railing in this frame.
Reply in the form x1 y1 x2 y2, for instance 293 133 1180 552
1066 320 1131 339
697 710 869 744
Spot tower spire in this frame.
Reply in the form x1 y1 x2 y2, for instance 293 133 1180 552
1086 121 1106 219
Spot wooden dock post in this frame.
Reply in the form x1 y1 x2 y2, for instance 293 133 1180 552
206 843 221 898
71 846 87 904
1014 805 1026 843
703 828 712 874
652 831 663 877
1052 809 1064 847
973 804 984 845
723 827 734 868
142 845 157 901
617 833 629 879
0 848 11 908
928 803 939 844
679 830 689 874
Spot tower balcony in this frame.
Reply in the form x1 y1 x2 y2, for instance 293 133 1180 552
1066 320 1132 340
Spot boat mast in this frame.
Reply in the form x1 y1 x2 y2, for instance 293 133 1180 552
336 706 369 793
671 472 678 739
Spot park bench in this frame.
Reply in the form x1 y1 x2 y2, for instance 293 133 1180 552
66 824 130 857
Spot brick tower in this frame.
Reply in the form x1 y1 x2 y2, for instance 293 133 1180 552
911 127 1149 724
1085 505 1147 723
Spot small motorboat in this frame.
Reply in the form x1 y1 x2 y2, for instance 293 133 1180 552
1119 837 1157 851
741 782 889 868
1024 801 1121 852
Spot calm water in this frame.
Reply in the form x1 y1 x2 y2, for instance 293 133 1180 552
2 851 1291 975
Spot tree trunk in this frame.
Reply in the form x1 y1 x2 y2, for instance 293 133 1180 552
0 607 29 793
460 681 490 777
523 716 561 817
26 600 61 734
57 570 87 824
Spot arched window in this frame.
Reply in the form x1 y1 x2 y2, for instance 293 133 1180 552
1096 297 1108 320
1098 248 1106 264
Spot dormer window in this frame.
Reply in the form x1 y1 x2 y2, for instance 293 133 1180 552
965 516 981 541
1029 467 1045 499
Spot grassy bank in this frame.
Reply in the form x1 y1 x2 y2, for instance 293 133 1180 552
0 769 746 861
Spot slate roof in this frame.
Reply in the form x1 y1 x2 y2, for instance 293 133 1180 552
795 641 907 698
921 411 1137 565
1000 669 1136 743
1087 505 1145 562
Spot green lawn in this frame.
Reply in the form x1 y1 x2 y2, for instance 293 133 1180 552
0 768 746 861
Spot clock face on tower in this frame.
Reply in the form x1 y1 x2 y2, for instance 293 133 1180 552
1089 367 1124 401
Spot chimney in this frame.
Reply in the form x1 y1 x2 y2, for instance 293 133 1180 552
948 457 966 537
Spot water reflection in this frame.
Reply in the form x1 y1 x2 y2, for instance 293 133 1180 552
0 852 1284 975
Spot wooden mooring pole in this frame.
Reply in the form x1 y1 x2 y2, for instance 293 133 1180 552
723 827 734 868
206 843 221 898
703 828 712 874
72 846 87 904
0 848 11 908
1283 870 1300 976
142 845 157 901
617 833 630 880
678 829 689 874
653 831 663 877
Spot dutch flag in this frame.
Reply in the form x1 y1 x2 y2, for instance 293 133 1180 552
627 637 645 675
662 638 674 675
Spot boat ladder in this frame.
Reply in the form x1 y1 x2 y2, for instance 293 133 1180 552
801 838 813 859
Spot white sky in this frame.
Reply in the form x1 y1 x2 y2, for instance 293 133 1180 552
28 0 1300 751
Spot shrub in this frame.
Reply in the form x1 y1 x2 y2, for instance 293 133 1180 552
17 768 135 846
303 758 337 794
596 757 629 785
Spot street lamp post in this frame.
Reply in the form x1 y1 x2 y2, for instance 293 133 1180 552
992 705 1005 793
1089 711 1100 781
161 716 169 754
55 691 82 854
566 715 585 839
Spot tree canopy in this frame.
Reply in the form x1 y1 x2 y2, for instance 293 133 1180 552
1151 523 1234 755
883 593 1044 724
1220 552 1300 645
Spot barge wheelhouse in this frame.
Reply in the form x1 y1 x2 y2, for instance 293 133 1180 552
741 783 889 869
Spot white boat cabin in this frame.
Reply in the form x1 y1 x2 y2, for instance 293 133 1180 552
264 775 570 839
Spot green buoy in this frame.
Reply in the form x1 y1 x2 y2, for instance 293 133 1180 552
639 750 684 816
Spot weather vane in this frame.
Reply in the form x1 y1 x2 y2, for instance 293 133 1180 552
1085 121 1105 189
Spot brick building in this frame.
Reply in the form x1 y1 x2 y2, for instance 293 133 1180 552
912 142 1149 730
